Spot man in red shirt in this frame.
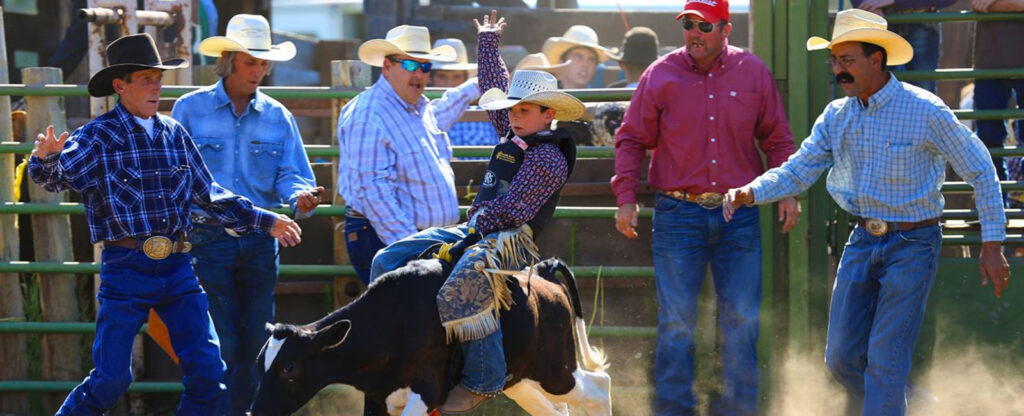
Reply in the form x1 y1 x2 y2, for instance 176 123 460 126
610 0 800 414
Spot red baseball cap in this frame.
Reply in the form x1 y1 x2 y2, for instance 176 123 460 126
675 0 730 23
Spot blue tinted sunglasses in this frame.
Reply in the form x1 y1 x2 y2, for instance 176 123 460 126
388 57 432 73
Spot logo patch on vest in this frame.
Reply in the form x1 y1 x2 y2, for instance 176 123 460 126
483 171 496 187
496 151 516 164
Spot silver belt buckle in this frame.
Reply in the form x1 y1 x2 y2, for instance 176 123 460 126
865 218 889 237
694 192 724 209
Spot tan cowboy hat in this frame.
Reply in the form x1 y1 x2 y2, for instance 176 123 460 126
359 25 457 67
514 53 570 75
88 33 188 97
807 9 913 66
479 70 584 121
542 25 621 64
198 14 296 62
431 38 478 72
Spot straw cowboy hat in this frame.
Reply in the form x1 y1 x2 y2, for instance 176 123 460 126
87 33 188 97
807 9 913 66
479 70 585 121
198 14 296 62
514 53 570 75
542 25 621 64
359 25 457 67
431 38 478 72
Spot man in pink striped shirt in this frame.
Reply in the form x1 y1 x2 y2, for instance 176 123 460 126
610 0 799 414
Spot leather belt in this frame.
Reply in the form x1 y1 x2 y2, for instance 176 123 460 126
856 217 939 237
660 190 725 209
105 235 191 260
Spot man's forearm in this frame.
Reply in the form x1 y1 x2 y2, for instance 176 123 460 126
988 0 1024 11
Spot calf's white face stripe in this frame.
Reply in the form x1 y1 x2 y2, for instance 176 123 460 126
264 337 286 373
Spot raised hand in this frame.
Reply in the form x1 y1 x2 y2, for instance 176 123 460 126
474 9 506 36
33 125 69 159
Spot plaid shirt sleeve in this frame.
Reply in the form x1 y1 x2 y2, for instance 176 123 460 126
927 104 1007 242
749 109 836 204
183 129 276 234
27 127 100 193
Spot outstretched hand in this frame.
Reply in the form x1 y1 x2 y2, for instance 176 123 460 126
271 214 302 247
474 9 506 36
33 125 69 159
723 186 755 223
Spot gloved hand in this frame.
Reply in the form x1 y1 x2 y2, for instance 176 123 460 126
434 228 482 265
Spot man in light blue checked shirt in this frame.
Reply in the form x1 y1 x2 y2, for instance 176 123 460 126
338 25 479 283
171 14 321 415
725 9 1010 416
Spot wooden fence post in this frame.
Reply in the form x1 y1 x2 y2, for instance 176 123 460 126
23 66 81 409
331 60 371 308
0 6 29 413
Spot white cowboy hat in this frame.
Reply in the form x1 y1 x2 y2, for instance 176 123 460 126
479 70 585 121
542 25 621 64
807 9 913 66
198 14 296 62
514 53 570 76
359 25 457 67
431 38 478 72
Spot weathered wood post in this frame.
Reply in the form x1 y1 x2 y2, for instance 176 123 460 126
330 60 371 308
0 6 29 413
23 66 81 409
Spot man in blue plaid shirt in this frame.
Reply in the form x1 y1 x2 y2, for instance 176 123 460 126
725 10 1010 415
28 33 301 416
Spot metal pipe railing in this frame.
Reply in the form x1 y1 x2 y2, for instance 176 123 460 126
886 11 1024 24
0 380 184 393
897 68 1024 81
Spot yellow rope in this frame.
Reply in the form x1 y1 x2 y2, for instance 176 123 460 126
13 156 28 201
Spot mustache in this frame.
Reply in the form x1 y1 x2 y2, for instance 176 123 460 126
835 72 854 84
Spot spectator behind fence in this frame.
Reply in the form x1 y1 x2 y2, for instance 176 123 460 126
430 38 495 146
337 25 478 284
542 24 620 88
611 0 799 414
726 9 1009 415
852 0 956 93
607 26 660 88
171 14 322 415
972 0 1024 182
30 33 302 416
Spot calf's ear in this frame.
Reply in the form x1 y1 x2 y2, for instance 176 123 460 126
315 319 352 351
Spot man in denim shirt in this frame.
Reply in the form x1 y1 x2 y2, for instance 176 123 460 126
30 33 302 416
171 15 321 415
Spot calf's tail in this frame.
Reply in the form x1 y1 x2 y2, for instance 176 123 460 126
542 258 609 372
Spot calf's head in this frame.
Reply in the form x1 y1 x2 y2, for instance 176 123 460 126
248 319 352 415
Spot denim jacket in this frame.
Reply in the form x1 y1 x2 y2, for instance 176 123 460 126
172 79 317 219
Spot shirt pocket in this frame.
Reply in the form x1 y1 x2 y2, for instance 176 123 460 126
882 140 925 184
168 165 192 201
250 141 284 178
193 136 226 177
108 167 143 213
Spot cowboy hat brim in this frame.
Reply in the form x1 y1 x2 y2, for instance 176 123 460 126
359 41 457 67
807 28 913 66
478 88 585 122
542 37 621 65
198 37 297 62
87 59 188 97
517 60 571 76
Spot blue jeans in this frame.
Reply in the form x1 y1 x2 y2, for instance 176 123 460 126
57 247 225 416
974 78 1024 181
189 224 278 416
824 224 942 416
651 194 761 416
369 224 470 281
345 214 387 285
461 326 507 394
888 23 940 94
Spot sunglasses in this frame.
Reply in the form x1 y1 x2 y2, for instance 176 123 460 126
388 57 432 73
682 19 721 33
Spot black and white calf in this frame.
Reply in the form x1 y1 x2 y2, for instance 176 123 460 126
249 258 611 415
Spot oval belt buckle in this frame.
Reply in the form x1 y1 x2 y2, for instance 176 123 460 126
865 218 888 237
142 236 172 260
696 192 724 210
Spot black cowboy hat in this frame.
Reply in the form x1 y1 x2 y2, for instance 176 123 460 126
615 27 660 66
87 33 189 97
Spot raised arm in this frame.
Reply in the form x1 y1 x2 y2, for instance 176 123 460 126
28 125 99 193
475 10 510 137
